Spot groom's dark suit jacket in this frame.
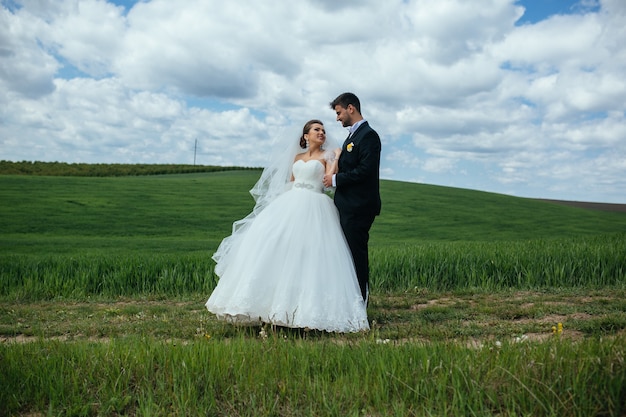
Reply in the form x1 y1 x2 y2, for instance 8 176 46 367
335 121 382 217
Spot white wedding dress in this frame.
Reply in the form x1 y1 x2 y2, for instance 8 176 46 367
206 159 369 332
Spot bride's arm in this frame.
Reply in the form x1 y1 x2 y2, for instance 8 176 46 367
325 148 341 176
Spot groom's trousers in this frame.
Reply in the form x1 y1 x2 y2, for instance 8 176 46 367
339 210 376 302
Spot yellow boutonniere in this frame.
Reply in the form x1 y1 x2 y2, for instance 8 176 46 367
347 142 354 152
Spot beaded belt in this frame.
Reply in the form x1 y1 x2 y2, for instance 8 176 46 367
294 182 315 190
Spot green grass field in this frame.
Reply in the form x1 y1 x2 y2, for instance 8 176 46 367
1 167 625 416
3 169 625 252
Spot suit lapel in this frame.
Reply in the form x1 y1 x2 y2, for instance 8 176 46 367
350 121 368 141
340 122 369 166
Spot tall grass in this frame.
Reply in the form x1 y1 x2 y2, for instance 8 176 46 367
1 335 624 416
2 234 624 300
0 253 217 300
371 234 626 292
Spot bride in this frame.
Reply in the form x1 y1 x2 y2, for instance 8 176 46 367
205 119 369 333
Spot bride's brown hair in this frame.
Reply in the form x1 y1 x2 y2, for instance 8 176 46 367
299 119 323 149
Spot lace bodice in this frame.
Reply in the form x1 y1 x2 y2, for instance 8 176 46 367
292 159 324 193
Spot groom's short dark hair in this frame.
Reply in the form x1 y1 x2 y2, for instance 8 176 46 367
330 92 361 114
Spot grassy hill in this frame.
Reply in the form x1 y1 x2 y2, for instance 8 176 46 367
1 170 625 256
1 169 624 297
376 180 626 242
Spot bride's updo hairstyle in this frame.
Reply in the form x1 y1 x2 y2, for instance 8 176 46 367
299 119 323 149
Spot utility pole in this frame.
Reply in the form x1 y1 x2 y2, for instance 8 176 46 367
194 138 197 166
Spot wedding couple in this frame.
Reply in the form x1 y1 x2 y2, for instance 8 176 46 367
206 93 381 333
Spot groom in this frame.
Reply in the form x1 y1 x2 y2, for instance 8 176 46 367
323 92 381 303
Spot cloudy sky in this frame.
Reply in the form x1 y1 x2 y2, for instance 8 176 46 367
1 0 625 203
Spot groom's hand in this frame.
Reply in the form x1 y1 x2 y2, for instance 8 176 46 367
322 174 332 188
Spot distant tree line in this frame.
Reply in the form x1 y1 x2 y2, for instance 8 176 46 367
0 161 262 177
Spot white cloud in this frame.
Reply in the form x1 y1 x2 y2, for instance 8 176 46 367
0 0 625 203
116 1 303 97
48 0 126 77
0 6 59 97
